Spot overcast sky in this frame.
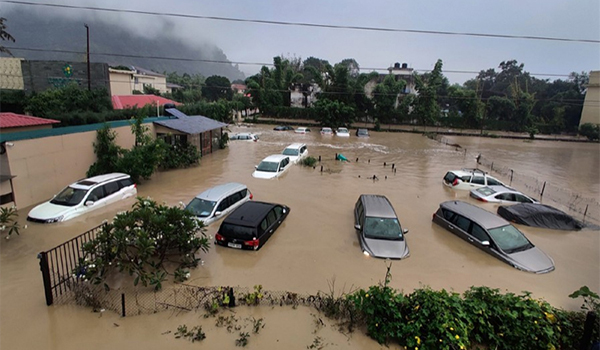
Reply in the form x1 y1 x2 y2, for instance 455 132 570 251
3 0 599 83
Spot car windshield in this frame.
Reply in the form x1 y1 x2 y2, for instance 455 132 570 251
488 225 532 253
220 223 255 240
358 130 368 135
338 128 348 133
363 217 404 240
476 187 496 196
50 186 88 207
185 198 217 218
282 148 299 156
256 161 279 172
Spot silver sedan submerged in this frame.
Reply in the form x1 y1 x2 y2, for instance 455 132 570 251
432 201 554 274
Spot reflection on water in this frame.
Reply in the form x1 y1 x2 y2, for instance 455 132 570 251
1 124 598 349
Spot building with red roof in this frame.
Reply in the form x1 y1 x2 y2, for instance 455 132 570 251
111 95 181 110
0 112 60 133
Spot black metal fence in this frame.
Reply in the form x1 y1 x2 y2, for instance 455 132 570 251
38 223 106 306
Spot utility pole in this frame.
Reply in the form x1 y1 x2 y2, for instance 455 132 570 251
85 24 91 91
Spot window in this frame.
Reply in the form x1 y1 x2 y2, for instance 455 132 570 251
104 181 120 196
260 219 268 233
496 193 516 201
87 186 106 202
442 208 455 221
229 191 243 205
266 210 277 226
470 224 489 242
472 176 485 185
460 175 472 182
452 214 471 232
515 194 533 203
217 198 230 212
273 206 284 219
487 177 501 186
118 178 134 189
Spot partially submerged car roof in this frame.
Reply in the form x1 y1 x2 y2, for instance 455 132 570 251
71 173 131 190
439 200 508 229
284 143 305 150
360 195 397 218
223 201 277 227
195 182 247 201
497 203 583 230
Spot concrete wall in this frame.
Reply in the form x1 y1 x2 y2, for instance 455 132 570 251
0 57 25 90
580 71 600 126
3 125 54 133
6 124 139 209
109 70 134 95
21 60 110 93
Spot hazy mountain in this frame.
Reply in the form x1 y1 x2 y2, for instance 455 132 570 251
3 7 245 80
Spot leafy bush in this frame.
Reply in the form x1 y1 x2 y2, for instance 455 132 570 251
25 83 112 118
0 206 25 239
160 142 201 169
301 156 318 167
76 198 209 291
579 123 600 141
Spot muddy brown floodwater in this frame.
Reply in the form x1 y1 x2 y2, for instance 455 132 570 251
1 125 599 350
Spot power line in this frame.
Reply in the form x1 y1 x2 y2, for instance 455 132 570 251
2 0 599 44
6 46 575 79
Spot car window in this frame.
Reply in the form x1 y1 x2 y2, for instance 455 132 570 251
257 161 279 172
217 197 230 212
443 172 456 183
267 210 277 226
118 178 134 189
104 181 120 196
220 223 255 240
470 224 490 242
363 217 403 240
260 218 268 233
87 186 106 202
461 175 472 182
50 187 88 206
486 177 501 186
186 198 216 217
273 206 284 219
515 194 533 203
487 225 532 253
476 187 496 196
441 208 456 221
472 176 485 185
452 214 471 232
230 191 243 205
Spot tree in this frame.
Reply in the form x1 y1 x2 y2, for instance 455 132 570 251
372 74 405 125
313 99 355 128
448 86 484 129
0 17 15 56
412 59 444 128
202 75 233 101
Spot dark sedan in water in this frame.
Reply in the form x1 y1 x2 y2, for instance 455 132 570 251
432 201 554 273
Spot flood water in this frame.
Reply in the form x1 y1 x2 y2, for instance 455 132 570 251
1 125 599 349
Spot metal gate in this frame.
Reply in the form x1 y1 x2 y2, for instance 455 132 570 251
38 223 106 306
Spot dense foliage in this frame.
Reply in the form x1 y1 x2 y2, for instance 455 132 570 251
580 123 599 141
25 83 112 118
76 198 210 291
0 206 24 239
346 268 599 350
160 142 201 169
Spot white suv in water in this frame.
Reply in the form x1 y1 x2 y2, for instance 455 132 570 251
27 173 137 223
443 168 505 190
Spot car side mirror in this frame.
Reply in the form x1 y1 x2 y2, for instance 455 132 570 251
403 228 409 234
215 211 222 217
255 165 258 169
85 201 94 207
354 224 361 230
481 241 490 247
283 208 287 214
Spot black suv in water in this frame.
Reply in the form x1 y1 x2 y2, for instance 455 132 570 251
215 201 290 250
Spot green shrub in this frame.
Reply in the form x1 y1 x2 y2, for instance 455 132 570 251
301 156 318 167
0 206 23 239
579 123 600 141
160 142 200 169
76 198 209 291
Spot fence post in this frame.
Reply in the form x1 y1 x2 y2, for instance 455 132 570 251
579 311 596 350
510 169 514 186
540 181 547 201
38 252 54 306
491 162 494 172
583 204 588 224
121 293 126 317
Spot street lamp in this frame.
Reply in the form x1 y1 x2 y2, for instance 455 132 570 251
84 24 91 91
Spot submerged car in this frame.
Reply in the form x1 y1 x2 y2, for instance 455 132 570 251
230 133 259 142
432 200 555 273
336 127 350 137
470 186 537 204
215 201 290 250
356 128 369 137
320 127 334 135
274 125 294 131
27 173 136 223
282 143 308 164
252 154 292 179
443 169 505 190
354 194 409 259
497 203 584 231
295 127 311 134
185 182 252 226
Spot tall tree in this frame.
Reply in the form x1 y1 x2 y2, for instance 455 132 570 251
0 17 15 56
202 75 233 101
412 59 444 127
372 74 405 124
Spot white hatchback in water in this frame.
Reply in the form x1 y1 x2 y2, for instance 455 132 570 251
252 154 292 179
282 143 308 164
27 173 137 223
336 127 350 137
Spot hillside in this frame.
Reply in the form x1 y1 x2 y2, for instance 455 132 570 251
2 8 245 80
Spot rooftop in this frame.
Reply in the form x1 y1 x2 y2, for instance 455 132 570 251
0 112 60 129
111 95 181 110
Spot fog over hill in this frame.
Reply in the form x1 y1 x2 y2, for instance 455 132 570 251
2 7 245 80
